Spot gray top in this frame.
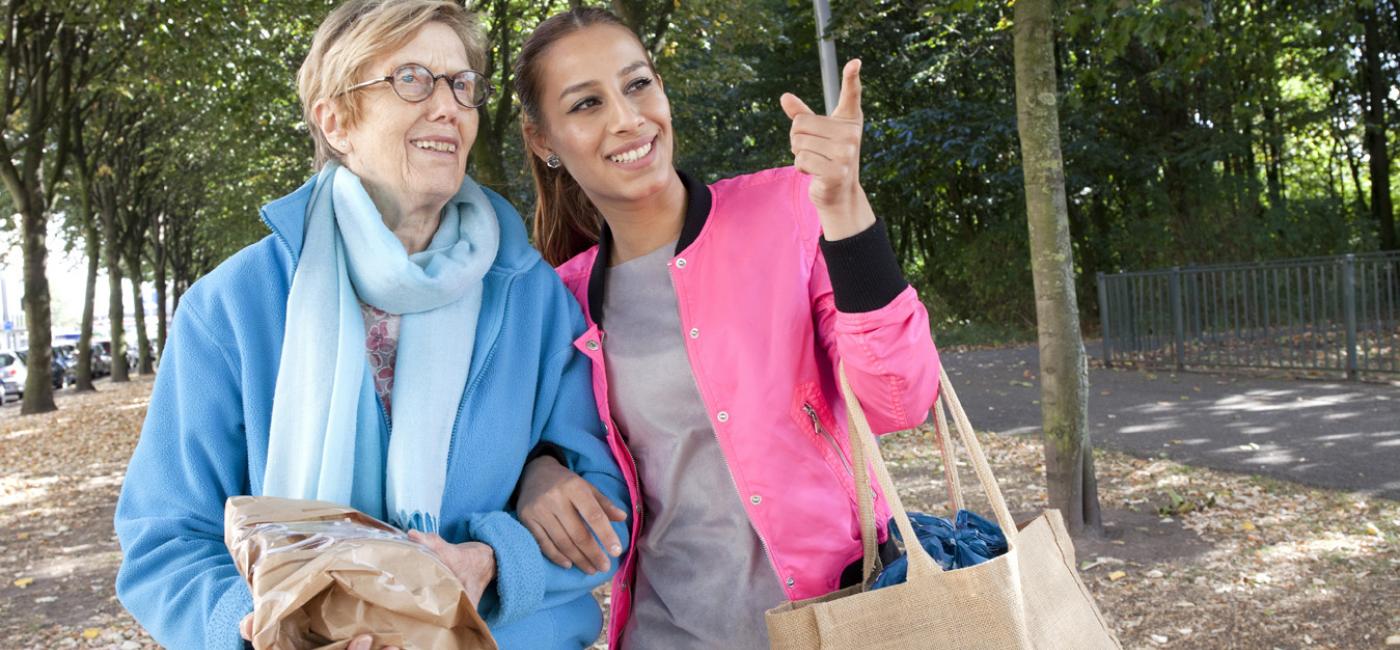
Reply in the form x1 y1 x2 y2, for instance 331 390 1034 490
603 241 787 649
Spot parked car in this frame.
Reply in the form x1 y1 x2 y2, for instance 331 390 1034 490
15 350 67 391
92 341 113 377
0 351 26 398
52 343 110 381
51 346 76 387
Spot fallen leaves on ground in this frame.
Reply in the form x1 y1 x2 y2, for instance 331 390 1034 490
0 378 159 649
4 377 1396 650
873 425 1399 650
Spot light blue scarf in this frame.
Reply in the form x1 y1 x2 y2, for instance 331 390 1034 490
263 163 500 532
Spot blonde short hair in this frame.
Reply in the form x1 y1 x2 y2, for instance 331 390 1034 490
297 0 486 169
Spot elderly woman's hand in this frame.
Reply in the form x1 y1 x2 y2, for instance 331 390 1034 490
516 455 626 574
407 530 496 606
241 615 398 650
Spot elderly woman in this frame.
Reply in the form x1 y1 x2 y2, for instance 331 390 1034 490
113 2 628 649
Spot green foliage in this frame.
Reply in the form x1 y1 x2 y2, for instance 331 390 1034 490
930 316 1037 349
4 0 1396 338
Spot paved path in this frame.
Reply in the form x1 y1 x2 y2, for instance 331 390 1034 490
942 345 1400 500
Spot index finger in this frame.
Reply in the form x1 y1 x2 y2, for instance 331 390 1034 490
831 59 862 120
781 92 817 121
574 489 624 557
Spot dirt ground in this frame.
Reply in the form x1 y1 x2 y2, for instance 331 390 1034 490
2 378 1396 649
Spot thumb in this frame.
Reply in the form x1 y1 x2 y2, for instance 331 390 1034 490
780 92 816 121
408 529 444 551
831 59 863 120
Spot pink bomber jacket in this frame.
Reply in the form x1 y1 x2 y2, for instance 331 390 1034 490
554 167 940 646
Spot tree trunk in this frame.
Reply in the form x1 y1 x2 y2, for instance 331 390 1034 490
469 0 518 197
1013 0 1101 535
20 201 57 414
76 198 99 391
1361 3 1396 250
1242 120 1263 219
469 118 510 192
1331 81 1371 220
611 0 674 53
126 248 152 375
172 279 185 315
101 198 129 383
1262 98 1285 212
154 228 168 363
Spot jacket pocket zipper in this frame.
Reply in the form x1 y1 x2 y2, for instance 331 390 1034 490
804 402 853 476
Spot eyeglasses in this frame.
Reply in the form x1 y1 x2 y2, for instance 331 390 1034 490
346 63 492 109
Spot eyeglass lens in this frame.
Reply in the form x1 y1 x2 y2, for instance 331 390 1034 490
391 64 489 107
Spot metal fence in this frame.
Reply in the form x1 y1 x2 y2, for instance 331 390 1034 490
1096 252 1400 378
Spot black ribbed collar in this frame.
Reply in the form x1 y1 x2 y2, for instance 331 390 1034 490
586 170 711 329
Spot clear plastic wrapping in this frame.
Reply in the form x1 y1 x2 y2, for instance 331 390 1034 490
224 496 497 650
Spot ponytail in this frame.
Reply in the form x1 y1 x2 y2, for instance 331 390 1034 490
523 127 603 266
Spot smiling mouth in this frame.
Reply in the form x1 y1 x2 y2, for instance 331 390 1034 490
411 139 457 153
607 139 653 164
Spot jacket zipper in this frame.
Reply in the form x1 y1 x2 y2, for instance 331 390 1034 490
376 393 391 434
595 329 645 541
442 274 512 480
804 403 853 476
617 421 645 530
597 335 644 603
614 420 643 601
259 211 299 269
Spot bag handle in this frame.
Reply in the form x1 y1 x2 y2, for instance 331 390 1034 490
935 370 1018 536
839 363 1021 589
933 398 965 512
841 364 940 586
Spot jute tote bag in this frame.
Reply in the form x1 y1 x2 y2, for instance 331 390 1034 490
764 365 1120 650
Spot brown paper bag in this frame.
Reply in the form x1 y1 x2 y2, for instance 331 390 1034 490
225 496 498 650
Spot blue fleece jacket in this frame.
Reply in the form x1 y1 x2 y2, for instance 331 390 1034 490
114 175 629 650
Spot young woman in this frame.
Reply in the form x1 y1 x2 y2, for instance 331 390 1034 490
510 8 940 648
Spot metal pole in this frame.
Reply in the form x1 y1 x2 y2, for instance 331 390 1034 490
1171 267 1185 371
812 0 840 115
1343 254 1358 380
1097 272 1112 368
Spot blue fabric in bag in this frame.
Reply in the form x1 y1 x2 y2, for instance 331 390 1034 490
871 509 1009 589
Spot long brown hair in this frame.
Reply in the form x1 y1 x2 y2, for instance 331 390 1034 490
515 8 647 266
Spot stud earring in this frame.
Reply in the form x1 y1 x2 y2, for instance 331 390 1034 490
545 153 561 169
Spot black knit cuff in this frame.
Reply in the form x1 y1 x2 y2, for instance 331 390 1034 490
510 442 570 506
526 442 569 466
819 219 908 313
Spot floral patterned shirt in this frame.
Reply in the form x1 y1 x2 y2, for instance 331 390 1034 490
360 302 401 418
